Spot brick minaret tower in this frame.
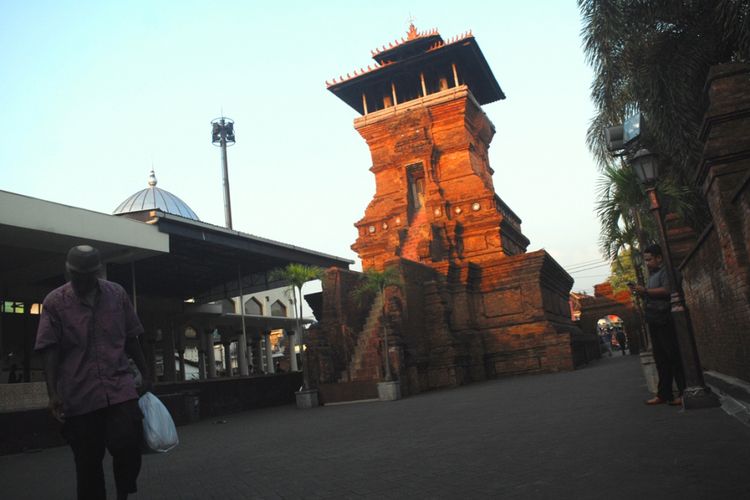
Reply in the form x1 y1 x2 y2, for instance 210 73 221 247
318 25 589 395
328 24 529 272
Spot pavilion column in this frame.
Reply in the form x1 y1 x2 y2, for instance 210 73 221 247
286 329 298 372
222 341 233 377
237 335 249 377
250 335 262 374
0 307 4 373
144 331 158 384
248 334 253 375
237 267 250 376
175 327 186 381
198 342 206 380
205 329 217 379
264 331 275 374
163 327 177 382
22 304 31 382
177 346 186 381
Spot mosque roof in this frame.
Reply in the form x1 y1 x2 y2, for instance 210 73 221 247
113 170 199 221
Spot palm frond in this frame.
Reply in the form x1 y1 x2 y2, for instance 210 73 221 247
269 263 324 290
352 266 403 306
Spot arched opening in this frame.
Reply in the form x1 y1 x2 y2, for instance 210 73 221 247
245 297 262 316
270 300 287 317
597 315 628 356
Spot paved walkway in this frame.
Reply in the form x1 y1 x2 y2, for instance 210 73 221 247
2 354 749 499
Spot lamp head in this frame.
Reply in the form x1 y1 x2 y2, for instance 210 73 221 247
630 148 659 185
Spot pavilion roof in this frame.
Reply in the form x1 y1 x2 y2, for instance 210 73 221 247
327 25 504 114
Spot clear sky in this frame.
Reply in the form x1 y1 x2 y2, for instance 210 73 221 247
0 0 611 293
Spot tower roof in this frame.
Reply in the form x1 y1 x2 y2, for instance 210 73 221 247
327 25 505 115
370 23 444 65
113 170 199 221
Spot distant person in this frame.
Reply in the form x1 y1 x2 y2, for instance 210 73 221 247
629 244 685 406
615 326 628 356
599 325 613 357
35 245 151 500
7 363 19 383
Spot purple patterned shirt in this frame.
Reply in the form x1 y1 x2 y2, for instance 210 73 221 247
35 279 143 417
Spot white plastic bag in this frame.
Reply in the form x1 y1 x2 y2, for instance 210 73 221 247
138 392 179 453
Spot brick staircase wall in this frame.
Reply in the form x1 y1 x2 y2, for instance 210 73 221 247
342 293 384 382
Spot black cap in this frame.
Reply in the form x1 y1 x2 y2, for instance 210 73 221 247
66 245 102 274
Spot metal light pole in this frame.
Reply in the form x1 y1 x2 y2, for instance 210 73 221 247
211 117 236 229
630 149 720 409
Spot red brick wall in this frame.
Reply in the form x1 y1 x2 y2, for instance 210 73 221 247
681 63 750 382
682 225 750 380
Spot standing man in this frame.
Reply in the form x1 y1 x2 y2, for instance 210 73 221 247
614 325 628 356
630 244 685 406
35 245 151 500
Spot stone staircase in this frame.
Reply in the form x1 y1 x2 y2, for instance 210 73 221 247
400 208 429 261
340 293 384 382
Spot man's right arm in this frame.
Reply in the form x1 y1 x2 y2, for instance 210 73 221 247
35 298 64 422
42 348 65 422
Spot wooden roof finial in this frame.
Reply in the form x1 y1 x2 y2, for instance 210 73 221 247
407 21 418 40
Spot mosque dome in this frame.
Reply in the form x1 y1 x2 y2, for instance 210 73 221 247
113 170 199 220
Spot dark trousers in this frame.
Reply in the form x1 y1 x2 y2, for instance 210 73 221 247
650 320 686 401
616 332 627 355
62 399 143 500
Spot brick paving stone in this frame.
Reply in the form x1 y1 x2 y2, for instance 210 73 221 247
1 356 750 499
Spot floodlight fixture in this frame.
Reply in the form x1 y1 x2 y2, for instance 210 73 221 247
605 125 624 151
605 113 643 152
623 113 642 144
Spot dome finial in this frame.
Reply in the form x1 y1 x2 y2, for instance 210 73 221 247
148 169 157 187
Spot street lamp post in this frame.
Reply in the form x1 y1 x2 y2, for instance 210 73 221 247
630 149 720 409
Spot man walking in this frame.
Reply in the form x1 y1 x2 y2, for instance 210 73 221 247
35 245 151 500
630 244 685 406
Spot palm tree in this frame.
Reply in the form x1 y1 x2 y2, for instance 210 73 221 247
595 161 648 262
579 0 748 240
579 0 749 181
580 0 732 282
596 159 696 271
270 263 324 390
353 266 403 382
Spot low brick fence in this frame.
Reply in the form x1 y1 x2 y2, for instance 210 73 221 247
154 372 303 425
0 372 303 455
318 380 378 404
